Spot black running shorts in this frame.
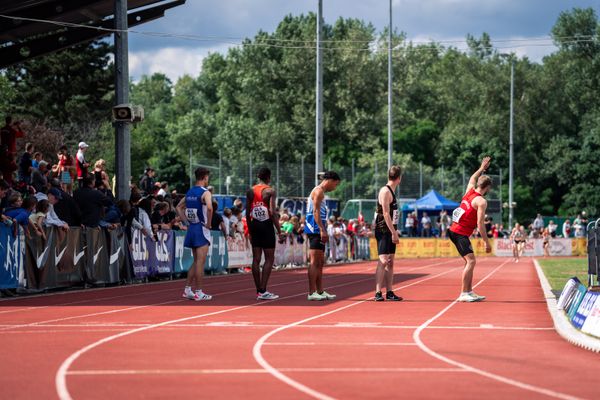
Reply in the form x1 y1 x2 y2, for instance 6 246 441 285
248 220 276 249
448 230 474 257
307 233 326 251
375 230 396 255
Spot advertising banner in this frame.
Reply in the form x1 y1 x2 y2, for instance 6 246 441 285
0 224 22 289
557 277 582 310
572 291 599 329
581 296 600 338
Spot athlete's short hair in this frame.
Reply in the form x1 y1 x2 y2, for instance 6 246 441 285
257 167 271 182
195 167 210 181
388 165 402 181
319 171 341 182
478 175 492 190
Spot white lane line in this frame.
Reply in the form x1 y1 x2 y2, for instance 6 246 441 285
2 266 372 332
252 259 461 400
56 261 437 400
264 342 417 346
67 367 466 376
413 260 584 400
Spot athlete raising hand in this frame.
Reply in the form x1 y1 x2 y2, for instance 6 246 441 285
448 157 493 302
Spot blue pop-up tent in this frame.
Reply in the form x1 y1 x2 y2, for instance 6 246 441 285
401 190 460 236
402 190 459 212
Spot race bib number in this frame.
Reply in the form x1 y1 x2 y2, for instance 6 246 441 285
392 210 399 225
451 207 465 223
186 208 200 224
251 206 270 222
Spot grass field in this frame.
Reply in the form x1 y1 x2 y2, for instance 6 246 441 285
538 258 589 293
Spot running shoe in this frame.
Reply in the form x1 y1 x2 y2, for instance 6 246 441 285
374 291 385 302
307 291 326 301
257 291 280 300
457 292 480 302
320 291 336 300
182 287 195 300
386 291 403 301
469 291 486 301
194 290 213 301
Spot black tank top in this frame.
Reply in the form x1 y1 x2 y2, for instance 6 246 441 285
375 185 398 233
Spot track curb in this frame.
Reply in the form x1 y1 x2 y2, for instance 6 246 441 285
533 259 600 353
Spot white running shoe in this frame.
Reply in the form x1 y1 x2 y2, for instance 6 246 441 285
182 287 195 300
307 291 326 301
469 291 486 301
320 291 336 300
457 292 481 302
194 290 213 301
257 291 280 300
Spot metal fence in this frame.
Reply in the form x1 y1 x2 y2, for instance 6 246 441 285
190 153 502 214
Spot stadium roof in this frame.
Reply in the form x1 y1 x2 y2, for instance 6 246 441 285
0 0 185 69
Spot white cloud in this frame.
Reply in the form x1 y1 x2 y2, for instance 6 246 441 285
129 45 231 82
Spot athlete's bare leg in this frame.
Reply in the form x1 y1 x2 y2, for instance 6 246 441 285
308 249 323 294
260 248 276 292
251 247 263 292
192 245 209 290
461 253 476 293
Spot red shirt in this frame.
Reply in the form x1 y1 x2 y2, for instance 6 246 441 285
0 125 24 154
450 188 482 237
249 184 270 222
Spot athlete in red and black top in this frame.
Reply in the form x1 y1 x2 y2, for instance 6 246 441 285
448 157 493 302
246 167 282 300
373 165 403 302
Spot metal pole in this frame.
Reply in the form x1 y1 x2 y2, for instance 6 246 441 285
441 165 445 193
276 152 280 199
419 162 423 197
315 0 324 185
114 0 130 201
218 150 222 194
189 148 192 187
328 157 332 171
462 166 466 189
249 154 253 188
387 0 393 170
499 167 503 224
374 162 378 195
301 155 305 197
351 158 356 198
509 60 515 229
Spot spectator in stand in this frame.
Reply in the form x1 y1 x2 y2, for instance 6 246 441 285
0 116 24 154
547 220 558 238
32 152 42 169
93 159 112 196
18 143 34 184
484 215 493 238
581 212 589 237
4 193 30 227
31 160 49 193
75 142 90 189
532 214 544 233
562 219 571 238
222 207 231 236
405 212 415 237
412 212 418 237
37 188 69 231
421 212 432 237
0 180 11 224
233 198 243 213
492 223 499 238
528 224 540 239
0 146 18 186
573 214 584 238
50 179 82 226
151 201 173 232
56 145 75 194
73 175 113 228
281 214 294 235
157 182 169 198
438 210 450 239
209 200 227 237
542 228 550 257
139 167 156 195
28 199 48 240
131 192 153 238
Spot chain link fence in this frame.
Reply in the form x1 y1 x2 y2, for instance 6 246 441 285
190 153 502 215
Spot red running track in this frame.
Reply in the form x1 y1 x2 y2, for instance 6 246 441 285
1 257 599 400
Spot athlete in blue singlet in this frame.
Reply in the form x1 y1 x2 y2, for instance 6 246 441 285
176 167 213 301
304 171 341 301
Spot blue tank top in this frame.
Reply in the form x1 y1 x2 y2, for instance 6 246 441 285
185 186 207 226
304 196 327 234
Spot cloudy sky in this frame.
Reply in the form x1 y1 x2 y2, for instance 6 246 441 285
128 0 598 81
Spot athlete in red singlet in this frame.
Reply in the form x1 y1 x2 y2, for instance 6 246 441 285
448 157 493 302
246 167 281 300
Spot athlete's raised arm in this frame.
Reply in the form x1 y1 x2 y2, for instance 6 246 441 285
466 156 491 195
